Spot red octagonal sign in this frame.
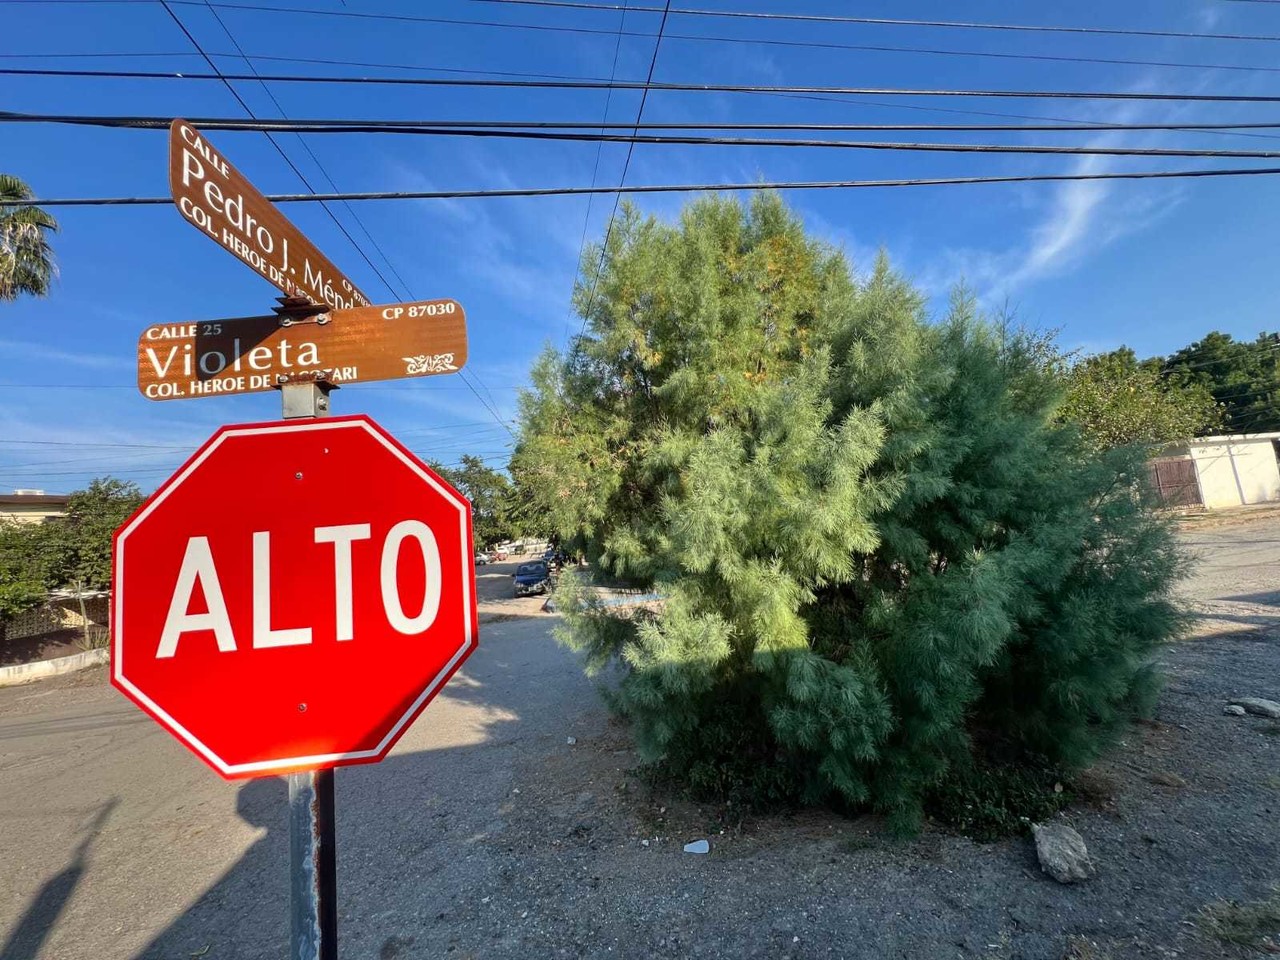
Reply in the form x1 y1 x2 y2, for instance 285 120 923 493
111 415 477 778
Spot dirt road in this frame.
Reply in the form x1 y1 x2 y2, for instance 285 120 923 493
1 521 1277 959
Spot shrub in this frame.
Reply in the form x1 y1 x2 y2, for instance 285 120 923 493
521 193 1190 833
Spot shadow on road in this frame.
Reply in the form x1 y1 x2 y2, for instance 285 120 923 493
125 617 590 959
0 800 117 960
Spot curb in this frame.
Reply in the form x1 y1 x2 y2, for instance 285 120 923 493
0 648 108 688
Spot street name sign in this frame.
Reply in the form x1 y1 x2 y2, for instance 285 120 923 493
136 299 469 400
170 118 371 311
111 416 478 777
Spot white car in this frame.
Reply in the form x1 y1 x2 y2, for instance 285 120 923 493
474 552 492 565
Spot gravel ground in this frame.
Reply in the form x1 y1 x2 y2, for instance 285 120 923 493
389 517 1280 960
1 519 1276 960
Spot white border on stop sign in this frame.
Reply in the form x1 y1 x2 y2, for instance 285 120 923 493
111 417 476 777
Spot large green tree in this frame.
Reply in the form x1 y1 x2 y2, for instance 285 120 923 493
1163 331 1280 434
430 455 517 549
1059 347 1222 449
0 478 143 593
517 194 1188 831
0 522 49 643
60 478 145 590
0 479 142 645
0 174 58 302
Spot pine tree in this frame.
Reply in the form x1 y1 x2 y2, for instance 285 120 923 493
516 193 1190 831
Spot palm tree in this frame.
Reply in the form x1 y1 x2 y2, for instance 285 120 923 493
0 174 58 302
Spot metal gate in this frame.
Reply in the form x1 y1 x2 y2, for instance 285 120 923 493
1146 457 1203 508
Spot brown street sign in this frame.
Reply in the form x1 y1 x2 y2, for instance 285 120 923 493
137 299 468 400
169 118 371 311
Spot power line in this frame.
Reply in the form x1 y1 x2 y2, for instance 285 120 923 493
169 54 1280 144
169 0 514 438
12 67 1280 104
158 1 398 303
199 0 403 292
1164 338 1280 372
23 119 1280 159
465 0 1280 43
10 44 1280 145
167 1 1280 45
574 0 670 345
561 0 628 346
12 25 1280 76
19 166 1280 208
11 112 1280 136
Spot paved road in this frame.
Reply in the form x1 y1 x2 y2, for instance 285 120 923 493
1175 515 1280 639
0 614 598 960
1 519 1277 960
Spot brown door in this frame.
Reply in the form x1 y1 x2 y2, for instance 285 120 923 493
1146 457 1203 507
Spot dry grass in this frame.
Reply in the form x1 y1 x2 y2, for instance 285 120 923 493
1196 886 1280 950
1062 935 1113 960
74 625 110 652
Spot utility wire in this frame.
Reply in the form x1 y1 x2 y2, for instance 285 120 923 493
20 166 1280 207
157 1 396 302
13 23 1280 75
574 0 670 345
11 112 1280 135
561 0 628 346
15 67 1280 104
465 0 1280 43
167 1 1280 45
199 0 404 288
188 1 514 437
166 54 1280 144
21 119 1280 159
11 45 1280 147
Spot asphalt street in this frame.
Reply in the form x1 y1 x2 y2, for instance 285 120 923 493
0 612 598 960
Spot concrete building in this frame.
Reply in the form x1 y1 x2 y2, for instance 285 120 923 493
1153 433 1280 510
0 490 70 525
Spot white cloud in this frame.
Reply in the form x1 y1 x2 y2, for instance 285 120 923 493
917 86 1191 302
0 339 133 371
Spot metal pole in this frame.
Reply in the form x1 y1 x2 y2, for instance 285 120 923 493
288 769 337 960
280 378 337 960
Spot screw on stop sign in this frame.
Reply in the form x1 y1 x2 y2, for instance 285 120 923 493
111 416 478 778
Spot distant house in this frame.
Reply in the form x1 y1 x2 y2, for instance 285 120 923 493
0 489 70 525
1151 433 1280 510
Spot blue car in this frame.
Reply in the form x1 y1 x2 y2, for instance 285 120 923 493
513 560 552 597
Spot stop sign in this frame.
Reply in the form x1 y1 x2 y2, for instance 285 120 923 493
111 415 478 778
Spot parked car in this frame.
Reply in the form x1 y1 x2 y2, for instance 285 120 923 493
513 560 552 597
491 548 509 561
475 552 492 565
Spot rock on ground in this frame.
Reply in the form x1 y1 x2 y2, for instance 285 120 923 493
1228 697 1280 719
1032 822 1096 884
1223 704 1247 716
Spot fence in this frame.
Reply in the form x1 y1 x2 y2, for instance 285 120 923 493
4 594 110 642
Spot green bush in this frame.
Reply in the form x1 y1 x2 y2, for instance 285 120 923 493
521 193 1190 833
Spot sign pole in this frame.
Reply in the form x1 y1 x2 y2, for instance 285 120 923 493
288 769 337 960
281 378 338 960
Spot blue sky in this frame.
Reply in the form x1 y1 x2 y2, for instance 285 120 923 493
2 0 1279 492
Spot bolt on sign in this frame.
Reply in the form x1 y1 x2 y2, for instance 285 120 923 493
170 118 370 311
136 299 469 400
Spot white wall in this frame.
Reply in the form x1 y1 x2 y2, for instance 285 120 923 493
1190 438 1280 509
